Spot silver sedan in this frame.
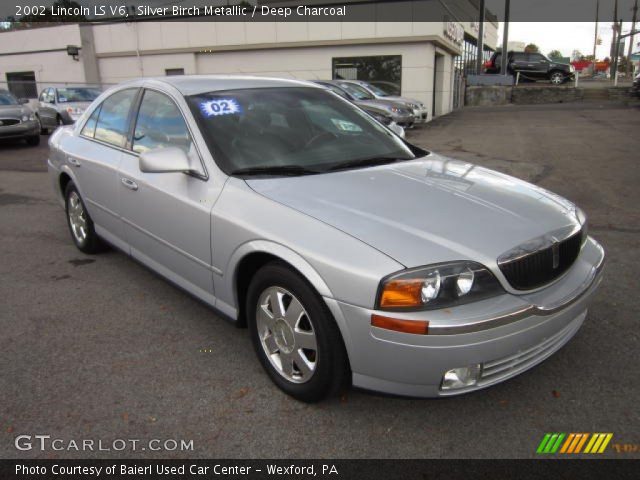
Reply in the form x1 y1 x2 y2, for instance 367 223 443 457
48 76 604 402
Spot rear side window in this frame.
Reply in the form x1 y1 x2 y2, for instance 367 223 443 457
93 89 137 148
132 89 192 154
80 105 101 138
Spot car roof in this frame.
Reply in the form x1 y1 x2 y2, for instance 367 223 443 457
117 75 321 96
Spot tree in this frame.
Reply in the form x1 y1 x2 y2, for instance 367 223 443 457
571 50 584 61
548 50 563 59
524 43 540 53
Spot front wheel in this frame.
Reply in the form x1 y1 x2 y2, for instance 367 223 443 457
247 262 349 402
64 182 104 254
550 72 565 85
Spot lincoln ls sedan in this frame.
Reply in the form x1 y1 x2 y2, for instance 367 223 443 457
48 76 604 402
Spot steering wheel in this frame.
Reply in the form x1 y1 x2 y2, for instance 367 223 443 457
304 131 338 149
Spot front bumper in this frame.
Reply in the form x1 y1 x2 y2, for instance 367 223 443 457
390 112 414 128
411 108 429 124
0 120 39 139
325 237 604 397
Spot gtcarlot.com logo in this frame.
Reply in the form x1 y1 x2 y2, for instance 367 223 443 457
536 433 613 454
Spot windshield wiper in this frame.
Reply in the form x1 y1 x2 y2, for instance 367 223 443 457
328 156 406 172
230 165 319 177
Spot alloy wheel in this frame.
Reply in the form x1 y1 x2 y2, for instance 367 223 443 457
256 286 318 383
68 191 88 244
550 73 564 85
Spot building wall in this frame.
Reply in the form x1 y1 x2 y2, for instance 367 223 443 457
0 24 87 88
0 20 498 118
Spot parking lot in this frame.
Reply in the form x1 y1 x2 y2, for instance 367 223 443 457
1 101 639 459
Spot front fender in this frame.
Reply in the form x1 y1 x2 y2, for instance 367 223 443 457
215 239 334 318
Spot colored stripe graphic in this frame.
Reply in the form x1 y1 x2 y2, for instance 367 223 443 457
537 433 565 454
584 433 614 454
538 433 613 454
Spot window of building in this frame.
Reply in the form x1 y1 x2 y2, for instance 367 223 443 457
332 56 402 95
132 89 192 154
94 89 138 148
6 71 37 99
165 68 185 76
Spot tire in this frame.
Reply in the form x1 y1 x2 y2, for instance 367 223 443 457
25 134 40 146
550 71 565 85
64 182 104 254
247 262 350 402
36 116 48 135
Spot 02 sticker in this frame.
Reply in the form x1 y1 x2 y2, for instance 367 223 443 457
200 99 242 117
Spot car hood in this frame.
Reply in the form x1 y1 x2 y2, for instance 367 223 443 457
0 105 31 117
379 96 424 108
246 153 581 269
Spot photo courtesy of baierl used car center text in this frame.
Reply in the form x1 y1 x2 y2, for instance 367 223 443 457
0 1 638 479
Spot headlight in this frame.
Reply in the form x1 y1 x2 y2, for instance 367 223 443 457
21 113 35 122
377 261 504 311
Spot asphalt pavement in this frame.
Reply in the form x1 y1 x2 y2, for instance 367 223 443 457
1 101 638 459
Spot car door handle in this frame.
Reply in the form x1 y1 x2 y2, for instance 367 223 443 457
121 178 138 191
68 157 81 167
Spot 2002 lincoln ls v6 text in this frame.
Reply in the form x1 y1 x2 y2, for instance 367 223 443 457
47 76 605 402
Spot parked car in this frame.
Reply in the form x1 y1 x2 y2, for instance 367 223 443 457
314 80 414 128
313 80 409 134
0 89 40 146
38 86 102 132
337 80 429 124
368 80 401 96
632 73 640 98
484 51 575 85
48 76 604 402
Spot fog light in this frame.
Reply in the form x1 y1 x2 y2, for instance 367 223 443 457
440 364 482 391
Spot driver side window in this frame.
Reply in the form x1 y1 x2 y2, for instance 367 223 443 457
132 90 193 155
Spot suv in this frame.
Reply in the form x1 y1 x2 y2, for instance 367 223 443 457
484 51 575 85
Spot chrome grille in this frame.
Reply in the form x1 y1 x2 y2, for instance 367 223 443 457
499 229 583 290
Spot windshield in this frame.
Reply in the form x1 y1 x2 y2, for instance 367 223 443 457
187 87 420 176
0 91 19 106
338 83 375 100
56 88 101 103
363 82 390 97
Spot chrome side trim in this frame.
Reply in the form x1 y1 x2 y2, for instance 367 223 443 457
428 249 605 335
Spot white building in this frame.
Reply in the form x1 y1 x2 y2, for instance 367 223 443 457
0 18 496 120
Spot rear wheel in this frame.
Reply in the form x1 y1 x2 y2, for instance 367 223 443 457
550 71 565 85
64 182 104 254
247 262 349 402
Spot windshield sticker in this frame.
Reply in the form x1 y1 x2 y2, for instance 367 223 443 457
200 99 242 117
331 119 362 132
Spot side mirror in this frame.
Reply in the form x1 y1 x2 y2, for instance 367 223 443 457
19 98 29 104
139 147 192 173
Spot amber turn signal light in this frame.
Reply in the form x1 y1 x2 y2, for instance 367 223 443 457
371 314 429 335
379 279 423 308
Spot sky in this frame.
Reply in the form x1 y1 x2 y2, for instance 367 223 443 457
499 22 639 59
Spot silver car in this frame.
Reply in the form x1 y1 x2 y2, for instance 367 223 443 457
0 89 40 146
313 80 415 128
340 80 430 124
48 76 604 402
38 86 102 132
